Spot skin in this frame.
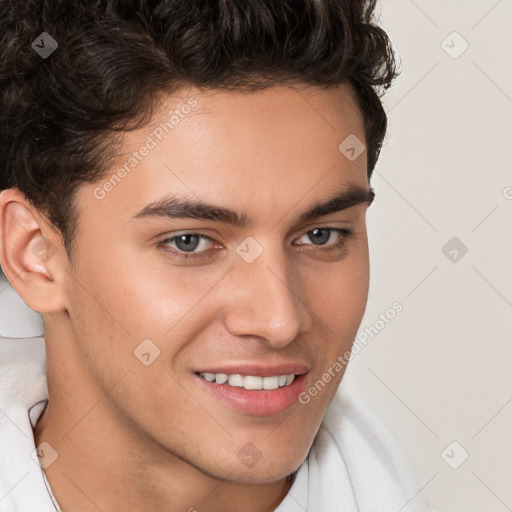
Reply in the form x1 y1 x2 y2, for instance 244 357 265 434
0 82 372 512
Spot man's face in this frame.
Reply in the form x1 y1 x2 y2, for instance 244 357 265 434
57 83 371 483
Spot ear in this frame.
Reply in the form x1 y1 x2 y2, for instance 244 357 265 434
0 188 68 313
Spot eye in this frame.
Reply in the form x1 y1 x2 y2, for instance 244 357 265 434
295 228 353 251
158 232 217 259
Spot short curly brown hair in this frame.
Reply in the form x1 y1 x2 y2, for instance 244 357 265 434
0 0 399 259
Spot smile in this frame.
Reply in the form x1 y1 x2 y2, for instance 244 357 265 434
195 371 308 415
198 372 295 390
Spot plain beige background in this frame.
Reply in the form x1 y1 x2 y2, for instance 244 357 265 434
343 1 512 511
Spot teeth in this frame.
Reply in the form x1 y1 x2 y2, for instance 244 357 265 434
228 374 244 387
244 375 263 389
262 376 279 390
215 373 228 384
199 372 296 390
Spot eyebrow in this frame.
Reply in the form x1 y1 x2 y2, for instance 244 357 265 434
131 183 375 227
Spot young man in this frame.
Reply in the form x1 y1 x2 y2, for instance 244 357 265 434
0 1 436 511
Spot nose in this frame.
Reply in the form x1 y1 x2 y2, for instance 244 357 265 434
222 242 313 349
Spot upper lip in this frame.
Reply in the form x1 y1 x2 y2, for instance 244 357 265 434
193 362 310 377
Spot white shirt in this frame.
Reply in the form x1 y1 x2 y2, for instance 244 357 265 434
0 336 436 512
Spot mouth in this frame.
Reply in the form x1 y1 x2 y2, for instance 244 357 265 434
194 370 309 416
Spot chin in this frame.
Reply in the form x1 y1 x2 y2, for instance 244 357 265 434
212 447 306 484
222 464 299 485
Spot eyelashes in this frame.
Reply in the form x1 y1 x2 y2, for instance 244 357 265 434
157 227 354 261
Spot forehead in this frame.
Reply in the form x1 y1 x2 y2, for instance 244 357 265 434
188 81 362 116
164 82 365 139
121 81 365 159
76 83 368 229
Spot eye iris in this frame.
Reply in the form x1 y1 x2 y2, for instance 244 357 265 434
175 234 200 252
309 228 330 245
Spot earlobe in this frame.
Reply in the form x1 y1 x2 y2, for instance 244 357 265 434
0 188 67 313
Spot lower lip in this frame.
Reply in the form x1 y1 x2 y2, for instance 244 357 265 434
195 373 308 416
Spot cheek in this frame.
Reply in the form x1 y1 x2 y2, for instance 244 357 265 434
66 248 229 394
297 249 369 429
302 245 369 341
71 241 201 335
